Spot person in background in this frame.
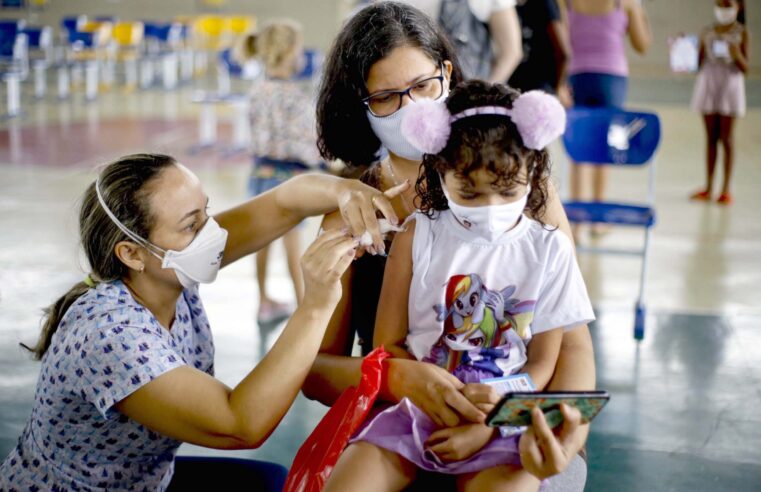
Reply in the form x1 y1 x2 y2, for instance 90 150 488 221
399 0 523 82
246 20 322 324
563 0 651 238
689 0 749 205
509 0 572 106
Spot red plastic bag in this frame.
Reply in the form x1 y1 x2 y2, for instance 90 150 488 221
284 347 391 492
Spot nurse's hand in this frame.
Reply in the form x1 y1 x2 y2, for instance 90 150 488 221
383 359 486 427
519 404 584 479
300 229 359 309
335 179 409 255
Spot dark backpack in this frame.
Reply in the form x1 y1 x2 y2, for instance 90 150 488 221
438 0 493 80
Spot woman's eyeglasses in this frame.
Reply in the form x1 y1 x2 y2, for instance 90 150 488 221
363 65 446 117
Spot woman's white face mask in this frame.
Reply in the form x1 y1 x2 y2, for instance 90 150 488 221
367 92 448 161
95 179 228 289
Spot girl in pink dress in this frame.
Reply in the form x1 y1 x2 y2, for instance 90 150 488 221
690 0 750 205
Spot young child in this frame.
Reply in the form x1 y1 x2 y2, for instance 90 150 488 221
246 20 322 323
690 0 749 205
323 81 595 491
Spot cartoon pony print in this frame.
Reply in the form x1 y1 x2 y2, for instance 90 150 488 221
431 274 536 376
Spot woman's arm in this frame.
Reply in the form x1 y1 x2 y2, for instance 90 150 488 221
521 327 564 391
216 174 400 267
372 222 416 360
488 6 523 83
115 230 358 450
624 0 652 54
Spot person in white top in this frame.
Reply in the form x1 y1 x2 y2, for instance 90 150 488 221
399 0 523 82
324 82 594 491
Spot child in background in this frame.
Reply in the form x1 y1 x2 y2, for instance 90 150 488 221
246 20 322 324
690 0 749 205
323 81 594 491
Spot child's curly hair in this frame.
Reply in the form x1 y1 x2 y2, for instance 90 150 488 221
415 80 552 224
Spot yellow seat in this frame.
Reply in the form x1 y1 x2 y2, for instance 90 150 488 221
227 16 256 36
112 22 144 47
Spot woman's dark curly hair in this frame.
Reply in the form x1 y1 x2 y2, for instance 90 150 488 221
416 80 552 224
316 1 464 168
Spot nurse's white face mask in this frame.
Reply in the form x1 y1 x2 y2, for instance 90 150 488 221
95 179 228 289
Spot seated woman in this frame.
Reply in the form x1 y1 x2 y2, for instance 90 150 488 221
304 2 595 488
0 153 400 490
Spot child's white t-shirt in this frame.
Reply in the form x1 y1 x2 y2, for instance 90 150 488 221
406 210 594 378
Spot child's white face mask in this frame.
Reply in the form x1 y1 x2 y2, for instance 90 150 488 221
714 6 738 25
440 174 530 242
96 179 228 289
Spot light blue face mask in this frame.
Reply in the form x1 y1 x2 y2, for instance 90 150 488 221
367 92 448 161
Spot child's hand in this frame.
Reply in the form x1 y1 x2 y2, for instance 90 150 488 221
729 41 742 61
461 383 501 414
425 424 496 462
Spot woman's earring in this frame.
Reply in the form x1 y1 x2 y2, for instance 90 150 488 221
139 264 145 273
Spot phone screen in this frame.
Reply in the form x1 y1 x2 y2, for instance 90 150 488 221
486 391 610 429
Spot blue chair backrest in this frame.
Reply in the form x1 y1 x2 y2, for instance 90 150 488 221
61 15 85 33
68 30 96 48
21 26 51 49
563 107 661 166
219 48 242 76
294 48 322 80
0 19 25 34
0 19 25 58
143 22 180 43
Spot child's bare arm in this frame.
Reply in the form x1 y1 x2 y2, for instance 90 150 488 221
426 423 497 462
521 327 564 390
373 222 417 360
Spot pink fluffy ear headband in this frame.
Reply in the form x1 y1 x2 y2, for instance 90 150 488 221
401 90 567 154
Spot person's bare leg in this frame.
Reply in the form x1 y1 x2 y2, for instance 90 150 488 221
256 244 271 306
282 227 304 304
457 464 541 492
591 166 611 236
323 442 417 492
693 114 719 199
569 163 590 241
717 115 735 200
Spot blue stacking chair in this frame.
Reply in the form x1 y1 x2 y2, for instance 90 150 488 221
562 107 661 340
20 26 52 98
1 19 27 117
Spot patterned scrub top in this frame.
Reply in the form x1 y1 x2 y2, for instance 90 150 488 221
0 280 214 491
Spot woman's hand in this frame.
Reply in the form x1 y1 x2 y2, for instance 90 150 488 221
519 404 585 479
336 179 409 255
300 229 359 309
426 424 496 462
383 359 486 427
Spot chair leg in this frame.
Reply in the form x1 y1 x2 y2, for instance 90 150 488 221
634 227 653 340
5 72 21 117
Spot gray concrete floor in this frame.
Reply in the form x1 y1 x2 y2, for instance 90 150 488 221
1 75 760 490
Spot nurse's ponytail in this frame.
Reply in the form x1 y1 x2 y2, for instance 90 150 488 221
21 153 175 360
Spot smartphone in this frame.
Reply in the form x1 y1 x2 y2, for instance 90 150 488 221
485 391 610 429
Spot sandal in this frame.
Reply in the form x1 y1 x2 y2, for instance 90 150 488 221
717 193 733 205
690 190 711 201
